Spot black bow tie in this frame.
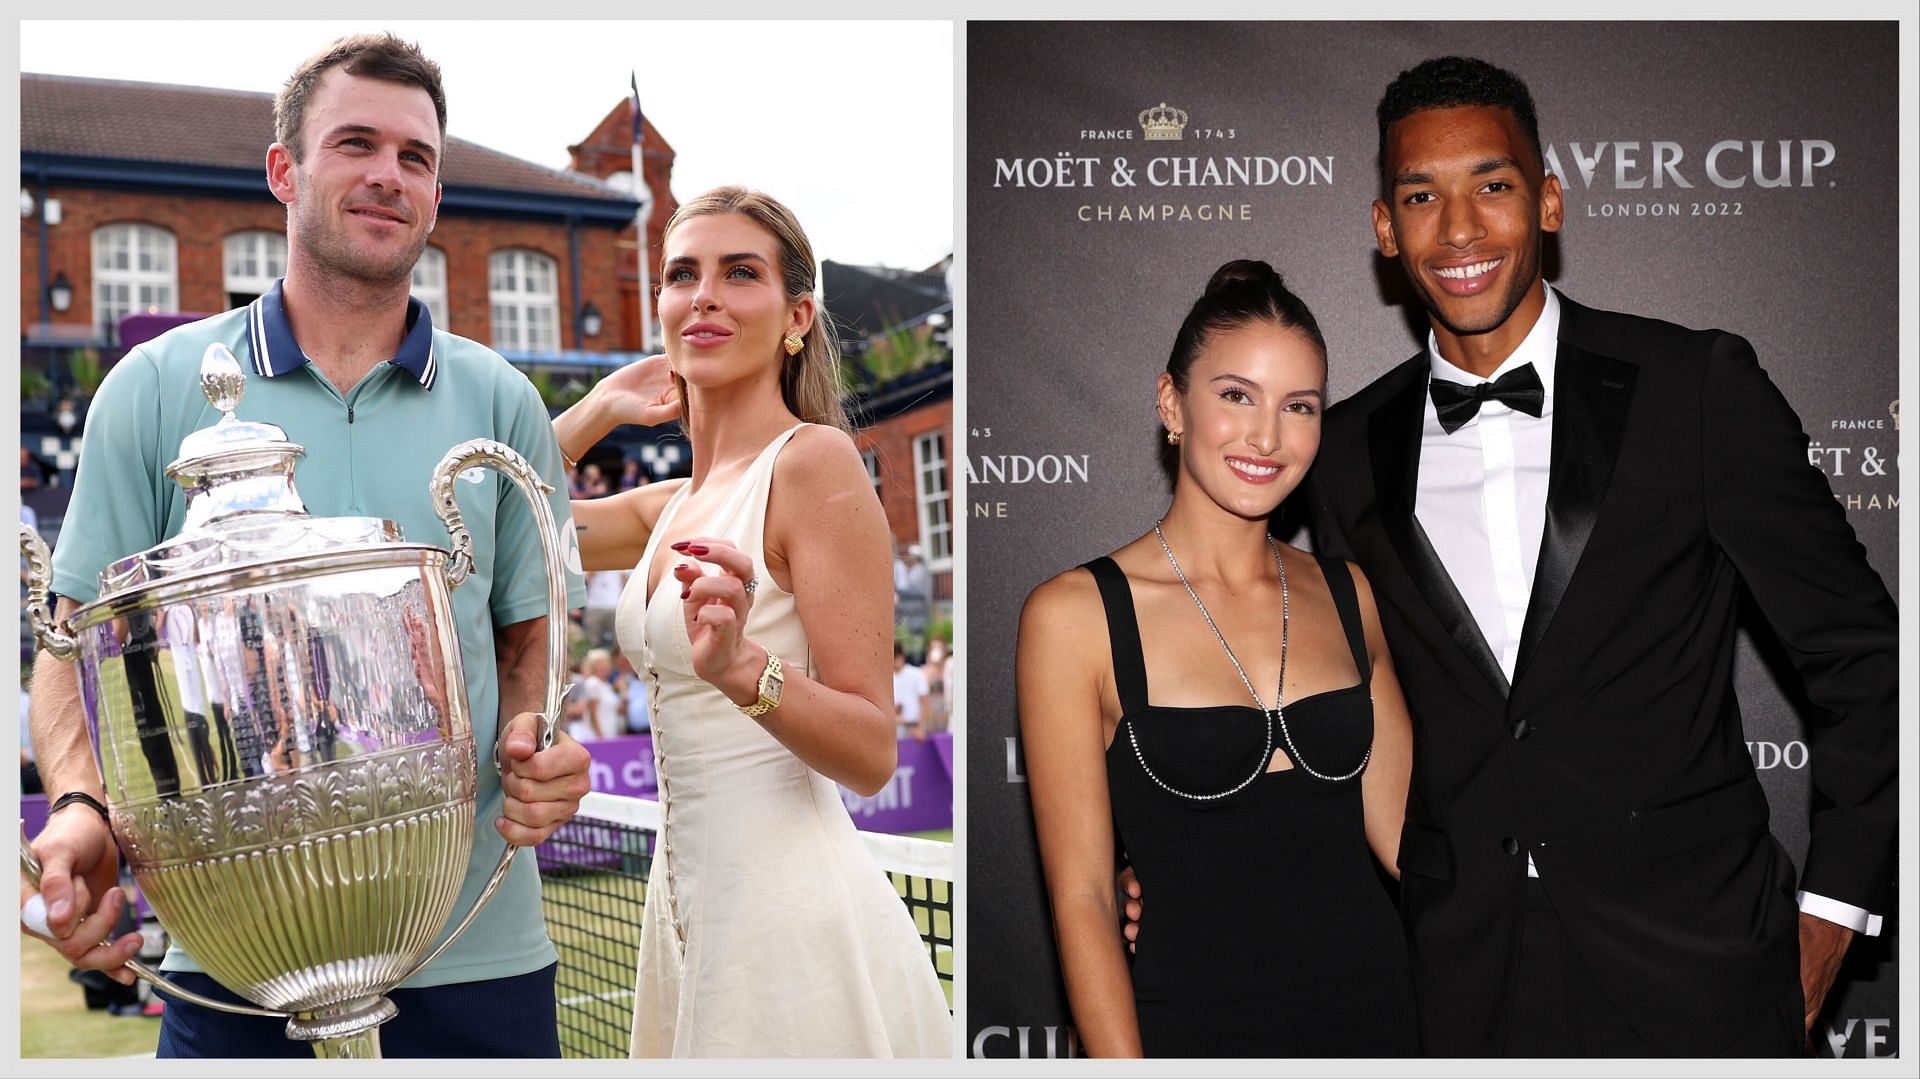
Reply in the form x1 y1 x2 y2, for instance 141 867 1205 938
1430 363 1546 434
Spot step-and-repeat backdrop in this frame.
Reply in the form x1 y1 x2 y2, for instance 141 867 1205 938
966 21 1901 1059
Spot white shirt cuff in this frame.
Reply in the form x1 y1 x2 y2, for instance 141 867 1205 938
1797 891 1882 936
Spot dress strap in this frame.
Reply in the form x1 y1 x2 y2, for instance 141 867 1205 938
723 422 808 552
1314 554 1372 686
1081 557 1150 716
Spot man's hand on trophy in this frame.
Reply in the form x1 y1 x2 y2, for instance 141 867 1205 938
495 713 592 845
21 806 142 983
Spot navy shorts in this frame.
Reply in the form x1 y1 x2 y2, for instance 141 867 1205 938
154 963 562 1058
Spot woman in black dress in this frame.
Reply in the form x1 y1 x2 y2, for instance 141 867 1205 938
1017 260 1418 1057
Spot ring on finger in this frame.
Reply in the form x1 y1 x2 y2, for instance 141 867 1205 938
743 576 759 596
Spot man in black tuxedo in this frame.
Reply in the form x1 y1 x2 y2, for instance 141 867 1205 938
1305 56 1897 1055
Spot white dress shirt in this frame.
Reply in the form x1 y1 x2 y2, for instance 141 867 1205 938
1412 288 1877 933
1417 290 1560 683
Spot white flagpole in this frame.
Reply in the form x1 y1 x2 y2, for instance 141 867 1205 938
630 71 653 354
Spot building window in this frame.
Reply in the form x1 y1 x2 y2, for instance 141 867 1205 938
489 249 559 353
913 431 951 569
862 448 882 499
92 223 177 342
223 230 287 308
412 245 449 330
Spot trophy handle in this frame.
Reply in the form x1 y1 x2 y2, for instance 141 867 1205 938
19 525 80 661
410 438 573 981
19 823 286 1019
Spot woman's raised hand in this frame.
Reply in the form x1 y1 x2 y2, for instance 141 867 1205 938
596 353 680 429
667 537 763 700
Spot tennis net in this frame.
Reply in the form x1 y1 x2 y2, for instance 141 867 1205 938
537 790 954 1058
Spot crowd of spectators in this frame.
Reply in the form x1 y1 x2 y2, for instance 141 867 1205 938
891 630 952 742
562 581 653 741
556 456 653 741
566 455 650 500
890 538 952 741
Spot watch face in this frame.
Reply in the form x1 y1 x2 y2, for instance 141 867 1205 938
764 667 784 705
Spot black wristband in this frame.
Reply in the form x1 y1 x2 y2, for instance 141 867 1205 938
49 791 111 822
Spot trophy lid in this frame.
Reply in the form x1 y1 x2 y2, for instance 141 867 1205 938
98 344 406 596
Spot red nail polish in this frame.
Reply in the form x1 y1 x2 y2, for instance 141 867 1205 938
686 544 709 555
670 541 690 551
680 587 691 600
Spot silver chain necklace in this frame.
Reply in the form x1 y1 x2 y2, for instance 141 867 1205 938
1137 522 1368 794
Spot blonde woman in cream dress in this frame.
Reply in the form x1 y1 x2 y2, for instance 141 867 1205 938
552 186 950 1058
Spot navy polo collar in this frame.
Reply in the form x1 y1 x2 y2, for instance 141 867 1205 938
245 278 440 390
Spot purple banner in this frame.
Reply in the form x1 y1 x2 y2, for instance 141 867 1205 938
581 731 952 835
839 733 954 835
583 733 661 800
22 793 50 838
22 731 953 846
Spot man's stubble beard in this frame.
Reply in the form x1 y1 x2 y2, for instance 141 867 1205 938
290 190 428 290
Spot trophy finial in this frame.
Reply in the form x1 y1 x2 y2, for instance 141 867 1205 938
202 343 245 418
165 342 308 533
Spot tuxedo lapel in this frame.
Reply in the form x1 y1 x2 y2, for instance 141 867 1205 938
1511 340 1638 685
1369 362 1510 698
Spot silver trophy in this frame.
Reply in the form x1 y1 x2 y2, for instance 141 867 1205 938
19 343 571 1057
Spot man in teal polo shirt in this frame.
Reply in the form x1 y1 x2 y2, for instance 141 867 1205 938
23 33 592 1056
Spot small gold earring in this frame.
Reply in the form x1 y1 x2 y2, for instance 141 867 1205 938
783 332 804 356
1166 430 1182 445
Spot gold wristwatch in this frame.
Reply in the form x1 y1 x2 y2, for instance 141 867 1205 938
738 650 785 717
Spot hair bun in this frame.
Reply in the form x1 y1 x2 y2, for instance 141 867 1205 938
1204 259 1283 296
1165 257 1327 393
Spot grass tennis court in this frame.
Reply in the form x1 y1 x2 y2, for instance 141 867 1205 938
539 798 954 1057
19 936 164 1058
21 810 953 1059
543 874 953 1058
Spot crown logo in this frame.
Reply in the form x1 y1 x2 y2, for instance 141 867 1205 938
1138 102 1189 141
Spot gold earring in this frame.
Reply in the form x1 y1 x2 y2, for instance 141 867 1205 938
1166 430 1182 445
783 332 804 356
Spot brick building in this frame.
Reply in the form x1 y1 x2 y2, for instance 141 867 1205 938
21 73 665 361
852 361 955 604
826 259 955 603
565 96 678 353
20 72 669 510
20 73 951 605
